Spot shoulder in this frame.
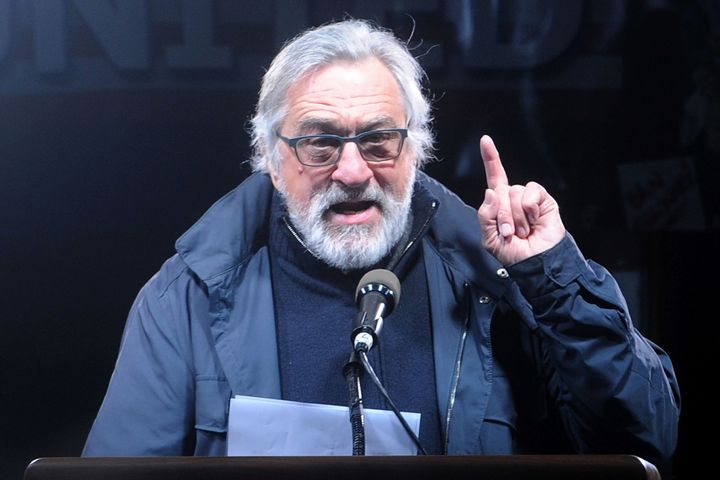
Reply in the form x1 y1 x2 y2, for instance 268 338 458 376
416 172 508 291
124 254 207 348
417 172 483 254
137 254 202 302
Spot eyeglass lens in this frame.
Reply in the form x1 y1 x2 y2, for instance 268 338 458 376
296 130 403 166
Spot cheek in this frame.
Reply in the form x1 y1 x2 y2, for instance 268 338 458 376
282 167 330 205
370 162 412 195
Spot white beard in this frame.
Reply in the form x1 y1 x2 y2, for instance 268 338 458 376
277 170 416 271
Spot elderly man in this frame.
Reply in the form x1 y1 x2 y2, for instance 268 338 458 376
83 18 680 467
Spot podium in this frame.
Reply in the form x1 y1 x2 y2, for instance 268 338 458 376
24 455 661 480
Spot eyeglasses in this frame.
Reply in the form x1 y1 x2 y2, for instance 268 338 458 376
276 128 408 167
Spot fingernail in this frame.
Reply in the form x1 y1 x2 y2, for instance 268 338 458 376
500 223 512 237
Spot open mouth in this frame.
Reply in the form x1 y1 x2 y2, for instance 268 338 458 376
329 200 377 215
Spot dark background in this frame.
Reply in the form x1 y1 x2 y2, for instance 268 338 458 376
1 1 716 479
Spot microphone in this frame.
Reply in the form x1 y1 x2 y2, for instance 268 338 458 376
351 269 401 352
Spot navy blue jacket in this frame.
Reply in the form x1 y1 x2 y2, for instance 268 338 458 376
83 172 680 466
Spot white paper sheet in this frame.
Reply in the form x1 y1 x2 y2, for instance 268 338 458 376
227 395 421 456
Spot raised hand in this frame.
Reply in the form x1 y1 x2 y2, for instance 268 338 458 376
477 135 566 266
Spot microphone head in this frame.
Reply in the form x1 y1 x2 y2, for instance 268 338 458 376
355 269 401 313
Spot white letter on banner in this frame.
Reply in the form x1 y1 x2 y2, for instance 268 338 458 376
165 0 231 69
463 0 583 69
71 0 149 70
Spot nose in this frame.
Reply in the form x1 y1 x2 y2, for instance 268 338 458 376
330 141 373 187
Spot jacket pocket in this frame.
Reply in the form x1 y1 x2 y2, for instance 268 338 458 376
479 374 518 454
194 376 231 433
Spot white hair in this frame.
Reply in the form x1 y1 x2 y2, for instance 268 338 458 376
249 18 435 173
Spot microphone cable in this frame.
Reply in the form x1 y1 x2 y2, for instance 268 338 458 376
358 350 428 455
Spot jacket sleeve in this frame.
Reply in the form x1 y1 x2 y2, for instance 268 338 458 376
506 234 680 467
82 265 196 456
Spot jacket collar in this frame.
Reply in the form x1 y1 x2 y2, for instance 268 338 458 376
175 172 275 283
175 170 507 297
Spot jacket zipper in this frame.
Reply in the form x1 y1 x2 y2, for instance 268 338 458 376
398 200 438 260
443 282 472 454
282 217 323 261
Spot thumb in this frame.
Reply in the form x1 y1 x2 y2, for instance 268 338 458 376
477 188 499 231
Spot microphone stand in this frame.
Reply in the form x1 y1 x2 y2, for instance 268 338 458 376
343 350 365 455
345 268 415 456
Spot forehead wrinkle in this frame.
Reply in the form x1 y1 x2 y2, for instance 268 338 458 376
283 57 407 135
290 92 402 115
286 100 400 135
295 114 403 136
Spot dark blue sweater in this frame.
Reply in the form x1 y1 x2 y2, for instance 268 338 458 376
269 189 443 454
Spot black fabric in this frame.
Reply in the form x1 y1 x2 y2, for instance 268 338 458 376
269 186 443 454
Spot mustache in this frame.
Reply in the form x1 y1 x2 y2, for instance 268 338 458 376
314 183 386 210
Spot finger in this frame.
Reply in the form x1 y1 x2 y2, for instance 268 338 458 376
477 188 498 227
493 184 514 238
480 135 509 190
509 185 530 238
521 181 544 225
478 188 502 242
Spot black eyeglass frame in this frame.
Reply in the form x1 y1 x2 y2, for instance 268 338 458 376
276 128 409 167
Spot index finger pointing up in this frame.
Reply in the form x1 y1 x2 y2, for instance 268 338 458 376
480 135 509 189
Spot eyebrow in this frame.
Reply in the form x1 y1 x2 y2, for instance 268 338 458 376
294 115 401 136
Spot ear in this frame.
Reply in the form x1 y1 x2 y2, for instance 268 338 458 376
260 141 283 189
267 158 283 190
